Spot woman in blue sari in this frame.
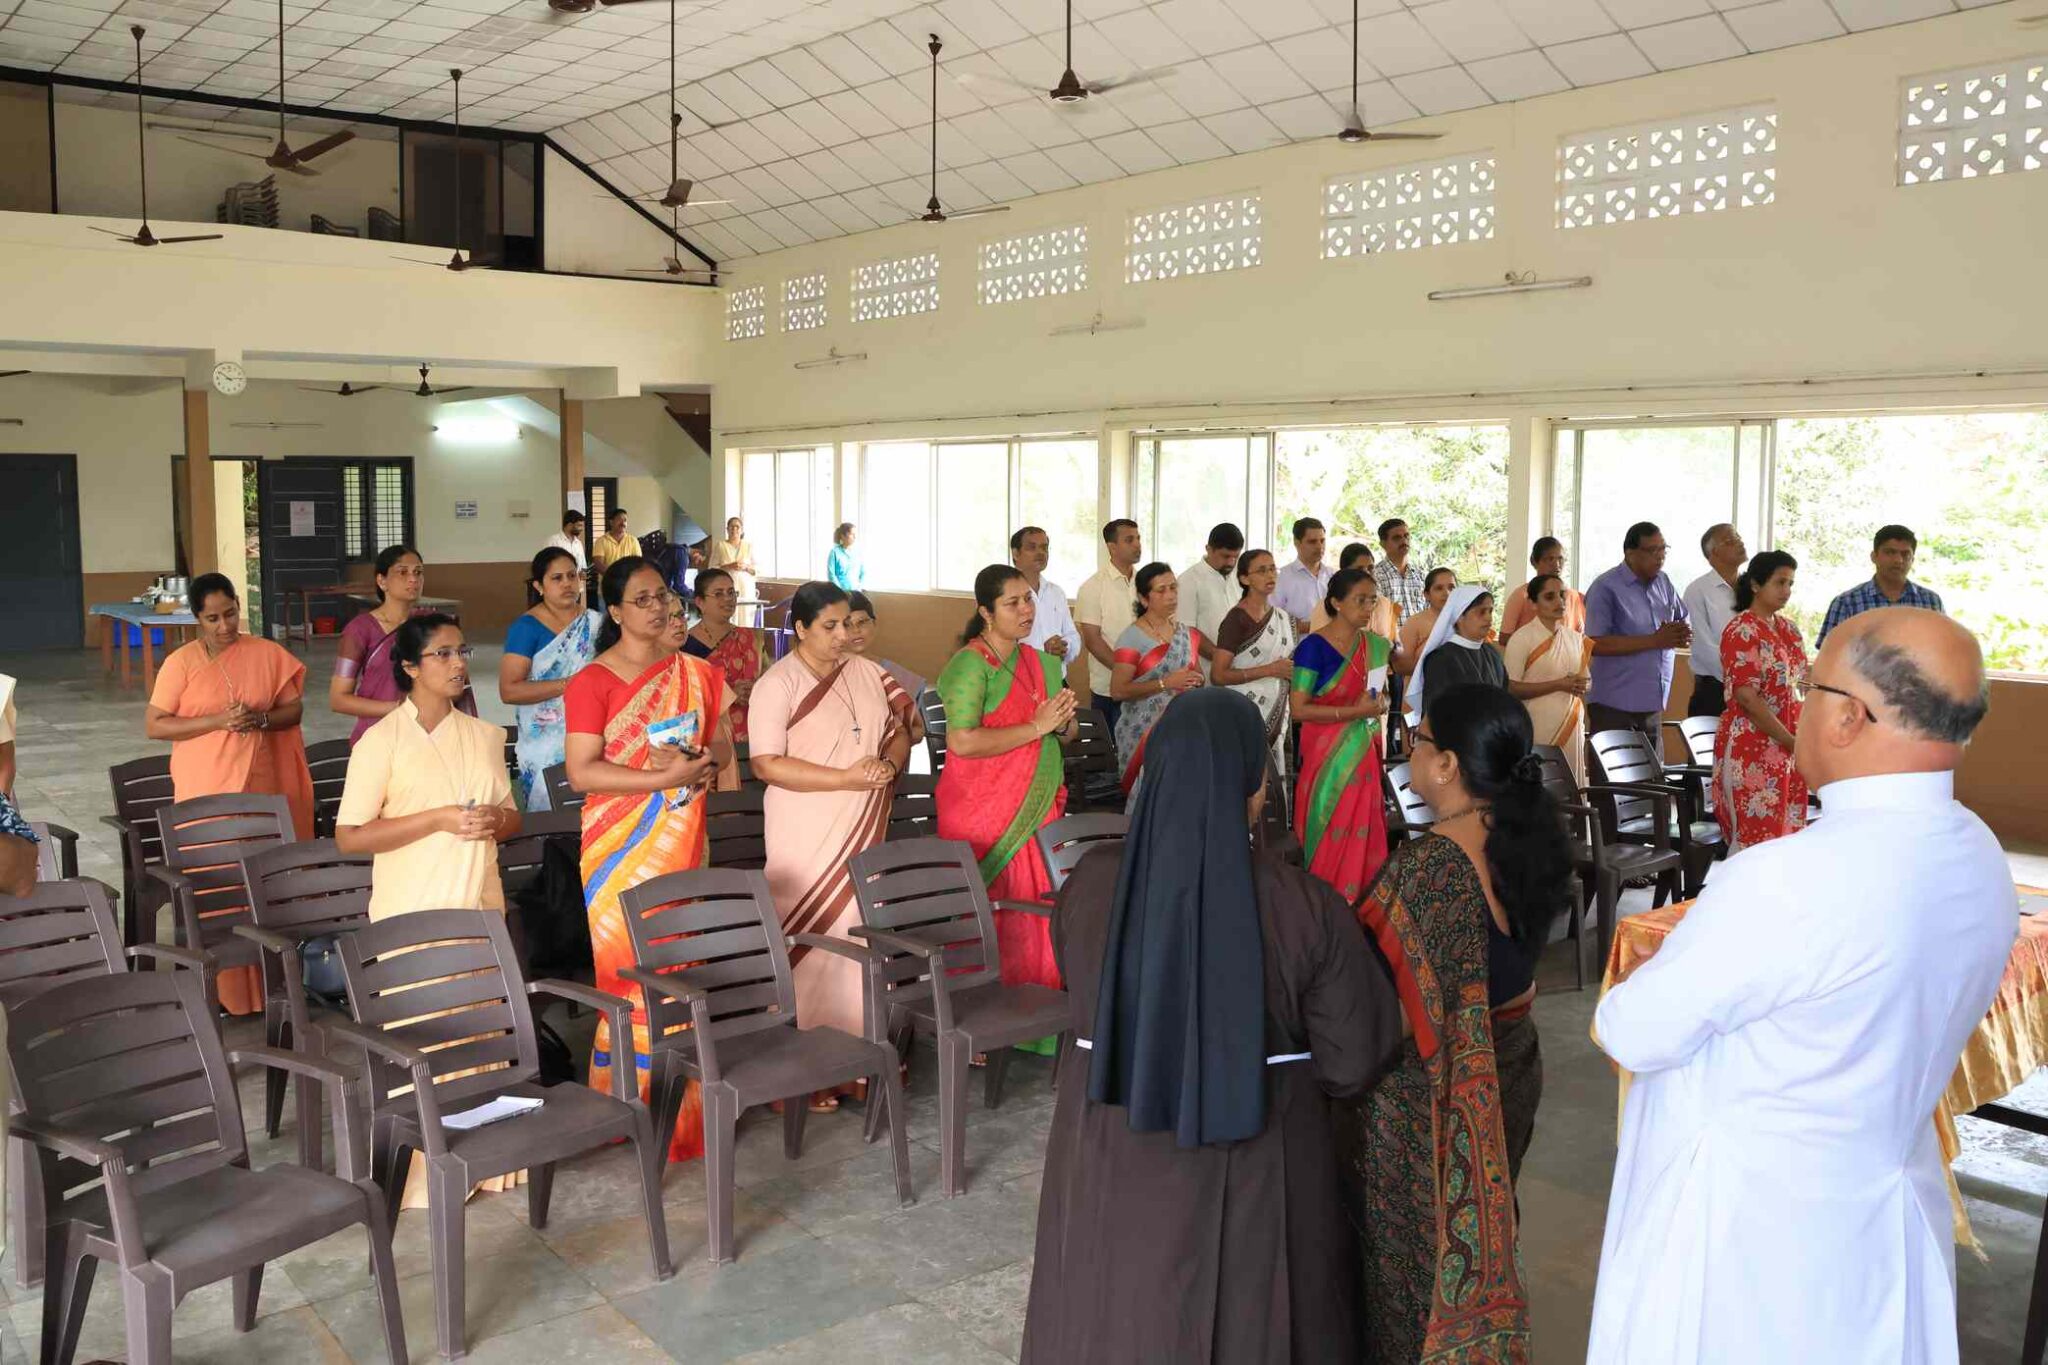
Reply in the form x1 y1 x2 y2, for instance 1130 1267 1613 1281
499 546 602 809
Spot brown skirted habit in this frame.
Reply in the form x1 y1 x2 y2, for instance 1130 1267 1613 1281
1023 848 1405 1364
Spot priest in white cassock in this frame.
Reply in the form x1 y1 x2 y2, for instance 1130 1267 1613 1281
1588 607 2013 1365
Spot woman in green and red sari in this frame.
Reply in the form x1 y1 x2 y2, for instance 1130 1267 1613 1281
935 565 1079 989
1289 567 1394 904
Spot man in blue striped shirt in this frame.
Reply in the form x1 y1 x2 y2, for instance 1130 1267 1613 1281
1816 524 1945 648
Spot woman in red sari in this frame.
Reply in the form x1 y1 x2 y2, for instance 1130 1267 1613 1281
1715 549 1808 852
682 567 764 749
935 565 1079 990
565 556 733 1162
1289 568 1394 903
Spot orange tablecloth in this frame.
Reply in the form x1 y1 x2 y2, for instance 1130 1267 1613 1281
1598 901 2048 1251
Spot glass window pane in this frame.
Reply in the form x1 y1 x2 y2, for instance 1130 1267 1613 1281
775 449 810 579
862 442 932 591
1150 437 1249 571
1774 412 2048 673
934 442 1012 592
1273 426 1510 591
1132 441 1156 543
1017 439 1100 593
1573 425 1735 593
1551 428 1576 566
811 449 836 577
1736 423 1767 555
742 451 777 577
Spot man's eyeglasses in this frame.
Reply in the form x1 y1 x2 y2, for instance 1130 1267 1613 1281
1795 677 1877 722
421 645 474 663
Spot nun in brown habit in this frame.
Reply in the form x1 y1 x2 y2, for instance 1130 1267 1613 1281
1022 688 1406 1365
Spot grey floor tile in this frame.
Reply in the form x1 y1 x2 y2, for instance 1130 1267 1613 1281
609 1235 907 1362
730 1103 899 1188
541 1193 810 1296
447 1303 676 1365
279 1194 543 1305
728 1301 1012 1364
6 1263 310 1362
310 1236 603 1364
812 1179 1039 1295
746 1141 942 1238
911 1258 1032 1362
153 1304 355 1365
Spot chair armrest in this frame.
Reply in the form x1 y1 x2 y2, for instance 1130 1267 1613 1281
788 933 872 964
98 814 136 836
142 864 193 893
126 943 210 972
142 865 205 948
1556 800 1607 858
10 1115 144 1262
232 924 304 956
529 979 635 1102
228 1045 367 1182
994 898 1054 920
846 925 952 962
613 965 702 1008
10 1116 124 1168
323 1019 450 1156
1584 783 1678 848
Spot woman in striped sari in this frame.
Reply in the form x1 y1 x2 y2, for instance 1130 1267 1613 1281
1504 572 1594 788
750 581 915 1109
1108 563 1206 798
565 557 732 1163
935 566 1078 991
1289 567 1394 904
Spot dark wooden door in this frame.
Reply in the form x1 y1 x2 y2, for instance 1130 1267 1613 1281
0 454 83 649
257 461 346 640
582 477 618 536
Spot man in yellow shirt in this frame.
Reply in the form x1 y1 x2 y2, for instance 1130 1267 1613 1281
1074 518 1144 732
592 507 642 581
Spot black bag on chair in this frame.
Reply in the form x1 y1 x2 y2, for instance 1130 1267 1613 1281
511 834 595 980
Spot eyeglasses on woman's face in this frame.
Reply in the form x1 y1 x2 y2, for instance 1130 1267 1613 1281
621 592 668 612
1411 728 1437 751
421 645 474 663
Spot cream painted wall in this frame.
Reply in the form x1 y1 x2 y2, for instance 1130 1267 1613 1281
541 147 710 280
53 101 402 238
706 8 2048 451
583 393 713 529
0 376 180 573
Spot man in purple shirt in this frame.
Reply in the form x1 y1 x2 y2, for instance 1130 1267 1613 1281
1585 521 1692 749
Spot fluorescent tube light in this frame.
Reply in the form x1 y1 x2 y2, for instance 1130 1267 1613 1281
793 348 867 371
1428 273 1592 302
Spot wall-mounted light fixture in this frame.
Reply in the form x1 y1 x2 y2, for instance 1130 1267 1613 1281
1427 271 1592 302
433 416 521 443
1050 311 1145 338
229 420 324 430
793 347 867 371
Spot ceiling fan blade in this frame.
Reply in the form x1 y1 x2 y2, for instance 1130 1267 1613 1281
1362 130 1444 140
156 233 226 243
0 371 29 379
956 70 1046 97
431 386 476 395
294 129 356 162
1088 64 1178 94
949 204 1011 218
175 135 269 161
683 196 735 207
87 225 140 240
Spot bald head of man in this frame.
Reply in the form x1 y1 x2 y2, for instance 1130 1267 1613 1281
1794 606 1990 791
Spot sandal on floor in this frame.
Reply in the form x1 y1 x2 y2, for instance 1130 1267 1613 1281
808 1094 840 1114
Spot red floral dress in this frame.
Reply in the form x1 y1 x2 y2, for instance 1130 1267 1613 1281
1714 609 1809 850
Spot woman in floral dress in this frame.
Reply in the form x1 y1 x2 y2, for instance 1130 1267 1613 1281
1715 549 1808 852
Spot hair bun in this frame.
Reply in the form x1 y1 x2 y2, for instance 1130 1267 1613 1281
1510 751 1544 786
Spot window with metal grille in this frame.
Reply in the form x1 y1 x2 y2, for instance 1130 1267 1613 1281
1558 104 1777 229
978 224 1089 304
342 466 366 559
726 285 767 340
851 251 939 321
782 273 827 331
1324 154 1496 259
337 459 414 563
1899 57 2048 184
1126 192 1263 284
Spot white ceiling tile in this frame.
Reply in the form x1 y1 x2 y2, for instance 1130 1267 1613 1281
700 69 776 118
815 195 881 233
722 218 779 254
1208 41 1317 103
808 33 890 85
1594 0 1713 24
752 107 825 156
1093 126 1175 172
870 127 935 176
1146 115 1235 161
731 58 808 108
936 168 990 206
857 75 930 127
1000 149 1080 192
733 164 801 206
1221 0 1326 40
1411 0 1532 61
1090 8 1199 67
1388 63 1491 114
992 94 1089 145
717 121 783 164
1051 93 1135 136
1071 0 1147 21
1261 89 1344 138
1827 0 1953 28
1158 58 1253 115
1629 13 1745 68
793 146 868 192
1353 9 1453 75
1496 0 1616 45
817 87 897 137
1464 47 1569 99
951 105 1035 156
1106 84 1193 127
844 183 911 223
584 109 644 152
784 98 861 146
846 19 933 74
956 158 1033 200
1721 0 1845 50
1149 0 1262 55
1043 139 1123 182
1272 28 1365 92
934 116 992 168
676 85 742 126
780 201 841 239
933 0 1028 50
984 35 1066 84
829 138 905 182
764 156 834 198
1200 103 1283 151
1543 32 1656 84
766 46 846 97
684 129 747 173
749 209 810 248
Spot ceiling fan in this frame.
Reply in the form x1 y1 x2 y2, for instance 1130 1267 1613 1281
916 36 1008 224
962 0 1175 105
546 0 659 11
174 0 355 176
394 70 492 272
88 27 225 248
628 206 720 279
1324 0 1441 144
600 0 737 209
412 365 474 398
299 381 386 397
0 371 27 380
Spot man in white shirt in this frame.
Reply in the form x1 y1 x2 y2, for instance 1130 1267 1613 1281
545 509 588 575
1269 518 1331 632
1074 518 1143 732
1680 523 1746 718
1176 522 1243 672
1589 607 2009 1365
1011 525 1080 690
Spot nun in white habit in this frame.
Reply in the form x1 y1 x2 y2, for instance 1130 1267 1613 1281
1588 608 2013 1364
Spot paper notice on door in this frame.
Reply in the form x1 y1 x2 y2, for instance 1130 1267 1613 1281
1368 665 1389 697
288 501 316 537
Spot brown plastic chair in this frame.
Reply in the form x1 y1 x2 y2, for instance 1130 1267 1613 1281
495 806 581 897
145 793 292 998
617 869 914 1263
0 878 204 1290
1032 813 1127 894
1382 761 1436 842
704 787 766 869
1061 708 1122 813
6 967 405 1365
886 774 940 842
1665 715 1721 821
1254 750 1300 864
846 838 1071 1197
502 723 520 791
916 687 948 776
331 908 671 1358
236 840 375 1170
1533 745 1682 970
304 737 352 839
29 823 79 882
541 762 585 812
1589 728 1723 897
100 754 174 944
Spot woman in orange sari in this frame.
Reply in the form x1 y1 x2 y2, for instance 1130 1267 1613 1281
565 557 733 1163
1289 568 1393 904
1504 572 1594 788
935 566 1078 991
145 572 315 1016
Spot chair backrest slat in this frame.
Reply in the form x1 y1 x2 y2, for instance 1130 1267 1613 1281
1588 730 1662 826
243 840 373 934
704 788 766 870
1384 763 1435 837
848 839 998 995
1676 715 1719 767
885 775 939 842
497 808 580 888
108 754 175 867
155 794 293 956
619 869 796 1044
1034 814 1128 893
304 738 352 838
917 688 948 774
354 939 498 998
542 763 585 812
0 881 126 1007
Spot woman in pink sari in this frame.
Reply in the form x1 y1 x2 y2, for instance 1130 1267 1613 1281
1289 568 1394 904
935 566 1079 991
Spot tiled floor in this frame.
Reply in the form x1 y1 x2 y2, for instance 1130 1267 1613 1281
2 642 2045 1363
